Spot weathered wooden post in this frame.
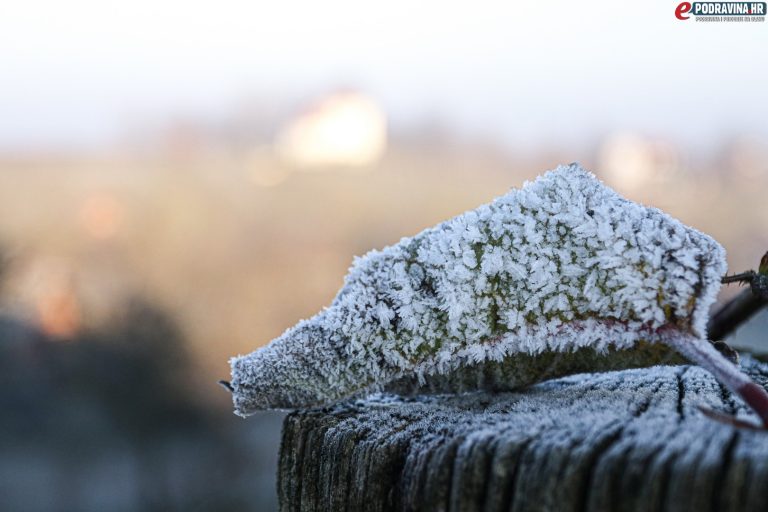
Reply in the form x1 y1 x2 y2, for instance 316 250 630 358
277 359 768 511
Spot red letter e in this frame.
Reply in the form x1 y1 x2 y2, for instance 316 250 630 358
675 2 692 19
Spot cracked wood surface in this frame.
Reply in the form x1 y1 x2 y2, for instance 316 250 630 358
278 357 768 512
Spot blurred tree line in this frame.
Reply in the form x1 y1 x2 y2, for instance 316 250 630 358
0 244 282 512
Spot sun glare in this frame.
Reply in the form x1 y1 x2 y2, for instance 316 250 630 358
275 91 387 170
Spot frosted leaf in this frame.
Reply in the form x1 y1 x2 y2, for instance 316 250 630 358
229 163 727 415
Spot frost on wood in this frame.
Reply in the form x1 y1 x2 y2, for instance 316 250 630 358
279 358 768 512
229 163 727 415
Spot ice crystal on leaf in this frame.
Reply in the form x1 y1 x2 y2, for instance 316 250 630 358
229 163 727 415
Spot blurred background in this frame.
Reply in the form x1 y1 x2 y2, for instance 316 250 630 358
0 1 767 510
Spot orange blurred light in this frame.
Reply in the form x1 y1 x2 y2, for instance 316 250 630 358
14 257 83 339
79 193 124 239
37 286 81 339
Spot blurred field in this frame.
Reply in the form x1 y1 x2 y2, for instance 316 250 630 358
1 142 767 401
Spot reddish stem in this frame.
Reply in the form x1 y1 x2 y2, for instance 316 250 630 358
738 382 768 427
661 327 768 429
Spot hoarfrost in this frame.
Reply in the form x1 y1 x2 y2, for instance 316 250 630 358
229 163 727 415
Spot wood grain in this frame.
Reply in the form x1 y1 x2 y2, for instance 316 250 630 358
279 357 768 512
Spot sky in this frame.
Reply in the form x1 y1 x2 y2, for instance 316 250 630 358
0 0 766 152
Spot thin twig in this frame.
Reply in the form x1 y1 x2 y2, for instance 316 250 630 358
707 251 768 341
722 271 756 285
